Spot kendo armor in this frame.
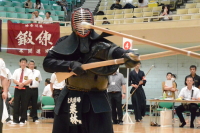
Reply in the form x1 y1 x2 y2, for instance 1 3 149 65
67 41 119 91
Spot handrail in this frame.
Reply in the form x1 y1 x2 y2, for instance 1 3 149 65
94 13 200 22
0 12 199 26
0 17 71 26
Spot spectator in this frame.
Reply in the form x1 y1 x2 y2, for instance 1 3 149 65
102 17 110 25
11 58 33 125
176 76 200 128
42 78 52 97
110 0 122 10
96 11 105 15
162 72 177 99
24 0 33 9
43 12 53 24
42 79 54 118
185 65 200 89
50 73 65 104
160 5 172 21
107 71 126 125
56 0 68 16
172 74 177 88
34 0 44 10
27 60 42 123
138 0 148 8
123 3 135 9
31 11 43 23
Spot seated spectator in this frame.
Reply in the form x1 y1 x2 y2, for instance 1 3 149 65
123 3 135 9
41 78 54 118
31 11 43 23
24 0 33 9
96 11 105 15
56 0 68 16
102 17 110 25
175 76 200 128
110 0 122 10
172 74 177 88
160 5 172 21
42 78 52 97
43 12 53 24
138 0 148 8
162 72 177 99
34 0 44 10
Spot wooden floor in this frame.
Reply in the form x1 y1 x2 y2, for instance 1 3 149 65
3 116 200 133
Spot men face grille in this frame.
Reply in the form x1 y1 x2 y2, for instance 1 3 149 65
72 8 93 37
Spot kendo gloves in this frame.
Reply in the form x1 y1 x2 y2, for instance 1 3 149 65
123 51 140 68
70 61 85 76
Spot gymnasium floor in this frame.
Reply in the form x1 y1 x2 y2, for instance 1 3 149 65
3 115 200 133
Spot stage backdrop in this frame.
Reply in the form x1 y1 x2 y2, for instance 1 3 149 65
7 21 60 56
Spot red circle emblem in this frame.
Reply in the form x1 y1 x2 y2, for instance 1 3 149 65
123 41 131 50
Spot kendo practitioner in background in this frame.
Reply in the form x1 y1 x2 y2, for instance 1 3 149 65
0 59 8 133
129 61 147 122
43 8 140 133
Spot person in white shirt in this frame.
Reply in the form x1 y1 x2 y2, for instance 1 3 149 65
43 12 53 24
12 58 33 125
5 68 13 123
31 11 43 23
50 73 65 104
175 76 200 128
27 60 42 122
0 59 8 133
138 0 148 8
34 0 44 10
42 78 52 97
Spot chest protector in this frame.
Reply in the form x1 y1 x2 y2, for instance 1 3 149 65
67 41 119 91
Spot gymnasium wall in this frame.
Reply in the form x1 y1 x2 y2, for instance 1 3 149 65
1 50 200 105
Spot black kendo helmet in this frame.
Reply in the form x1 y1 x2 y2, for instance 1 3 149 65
71 8 94 38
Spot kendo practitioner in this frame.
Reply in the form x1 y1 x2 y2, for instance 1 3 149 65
43 8 140 133
129 62 146 122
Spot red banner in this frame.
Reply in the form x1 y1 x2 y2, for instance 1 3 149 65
7 21 60 56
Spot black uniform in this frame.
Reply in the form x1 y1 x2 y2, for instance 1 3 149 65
129 69 146 121
43 8 139 133
43 30 139 133
110 3 122 10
